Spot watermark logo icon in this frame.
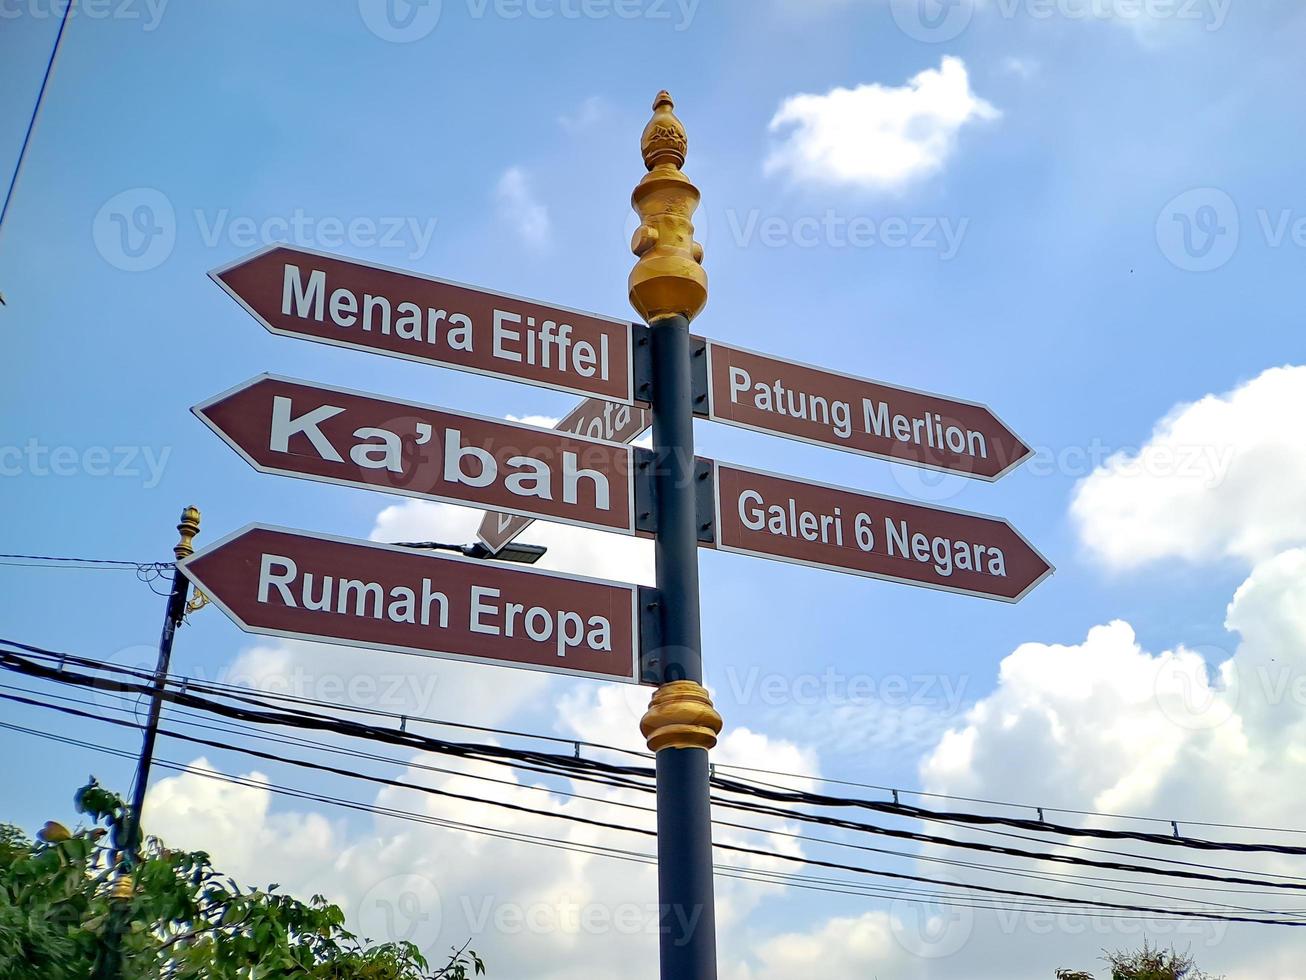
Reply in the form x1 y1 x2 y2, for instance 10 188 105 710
890 0 976 42
358 0 443 42
358 873 444 953
1154 645 1239 732
890 879 973 959
93 188 176 272
1156 188 1240 272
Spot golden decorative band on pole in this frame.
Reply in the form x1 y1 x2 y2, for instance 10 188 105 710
629 90 708 324
640 679 723 752
174 506 201 561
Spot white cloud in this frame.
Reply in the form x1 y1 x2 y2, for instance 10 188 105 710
496 167 551 247
744 548 1306 979
764 57 998 191
558 95 607 132
999 56 1039 79
1071 365 1306 570
146 684 819 980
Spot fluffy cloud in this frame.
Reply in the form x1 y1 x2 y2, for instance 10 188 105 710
1071 365 1306 570
764 57 998 191
746 550 1306 979
496 167 551 248
146 678 818 980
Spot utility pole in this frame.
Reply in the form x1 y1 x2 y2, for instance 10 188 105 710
631 92 722 980
95 506 200 980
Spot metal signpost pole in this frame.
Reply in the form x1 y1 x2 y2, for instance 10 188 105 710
96 506 200 980
630 91 722 980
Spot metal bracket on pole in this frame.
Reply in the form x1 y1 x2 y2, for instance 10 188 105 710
689 333 709 418
634 448 658 536
633 322 654 404
694 457 715 545
638 585 664 685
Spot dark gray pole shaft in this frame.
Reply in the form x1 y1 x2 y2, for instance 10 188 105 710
94 560 191 980
649 313 717 979
125 563 190 854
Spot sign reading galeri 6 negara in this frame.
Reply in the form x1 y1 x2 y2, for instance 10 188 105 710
180 525 641 683
211 245 639 403
194 375 636 535
713 463 1052 602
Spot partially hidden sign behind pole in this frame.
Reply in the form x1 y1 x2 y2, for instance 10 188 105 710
181 525 641 683
478 398 651 554
212 245 639 404
194 375 637 536
713 462 1052 602
704 341 1031 481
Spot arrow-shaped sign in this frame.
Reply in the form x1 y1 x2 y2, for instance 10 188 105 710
194 375 637 536
181 525 642 683
711 462 1052 602
211 245 639 403
702 341 1031 480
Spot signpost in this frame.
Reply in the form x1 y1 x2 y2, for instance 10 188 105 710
194 375 637 537
179 93 1052 980
478 397 651 554
712 462 1053 602
702 340 1030 480
180 524 641 684
212 244 640 404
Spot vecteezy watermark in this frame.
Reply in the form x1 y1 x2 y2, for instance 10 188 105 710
358 0 698 42
1158 188 1306 272
358 874 444 954
0 440 171 489
1156 188 1240 272
885 436 1237 505
0 0 169 30
722 665 970 714
993 907 1229 946
92 188 439 272
890 874 974 959
723 209 969 260
889 0 1230 42
460 896 704 946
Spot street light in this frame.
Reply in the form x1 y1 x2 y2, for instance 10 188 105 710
392 540 548 565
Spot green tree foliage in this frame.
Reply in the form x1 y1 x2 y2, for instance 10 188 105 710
0 780 484 980
1057 941 1223 980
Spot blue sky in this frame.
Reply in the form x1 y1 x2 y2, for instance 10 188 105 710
4 2 1306 977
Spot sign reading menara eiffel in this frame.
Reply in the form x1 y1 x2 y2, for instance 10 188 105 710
184 92 1052 980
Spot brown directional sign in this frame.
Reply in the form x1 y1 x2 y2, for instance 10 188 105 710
703 341 1030 480
478 399 651 554
712 462 1052 602
194 375 636 536
211 245 639 403
180 525 641 683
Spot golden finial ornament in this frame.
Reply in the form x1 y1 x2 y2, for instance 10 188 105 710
174 506 201 561
110 872 135 902
629 91 707 324
640 680 723 752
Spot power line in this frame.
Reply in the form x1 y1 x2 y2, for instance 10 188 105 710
10 635 1306 845
8 685 1306 928
3 716 1301 927
0 0 73 244
13 677 1301 917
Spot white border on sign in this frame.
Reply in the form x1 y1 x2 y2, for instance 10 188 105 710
193 374 639 538
180 522 643 686
702 339 1031 482
209 244 640 406
710 459 1055 604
